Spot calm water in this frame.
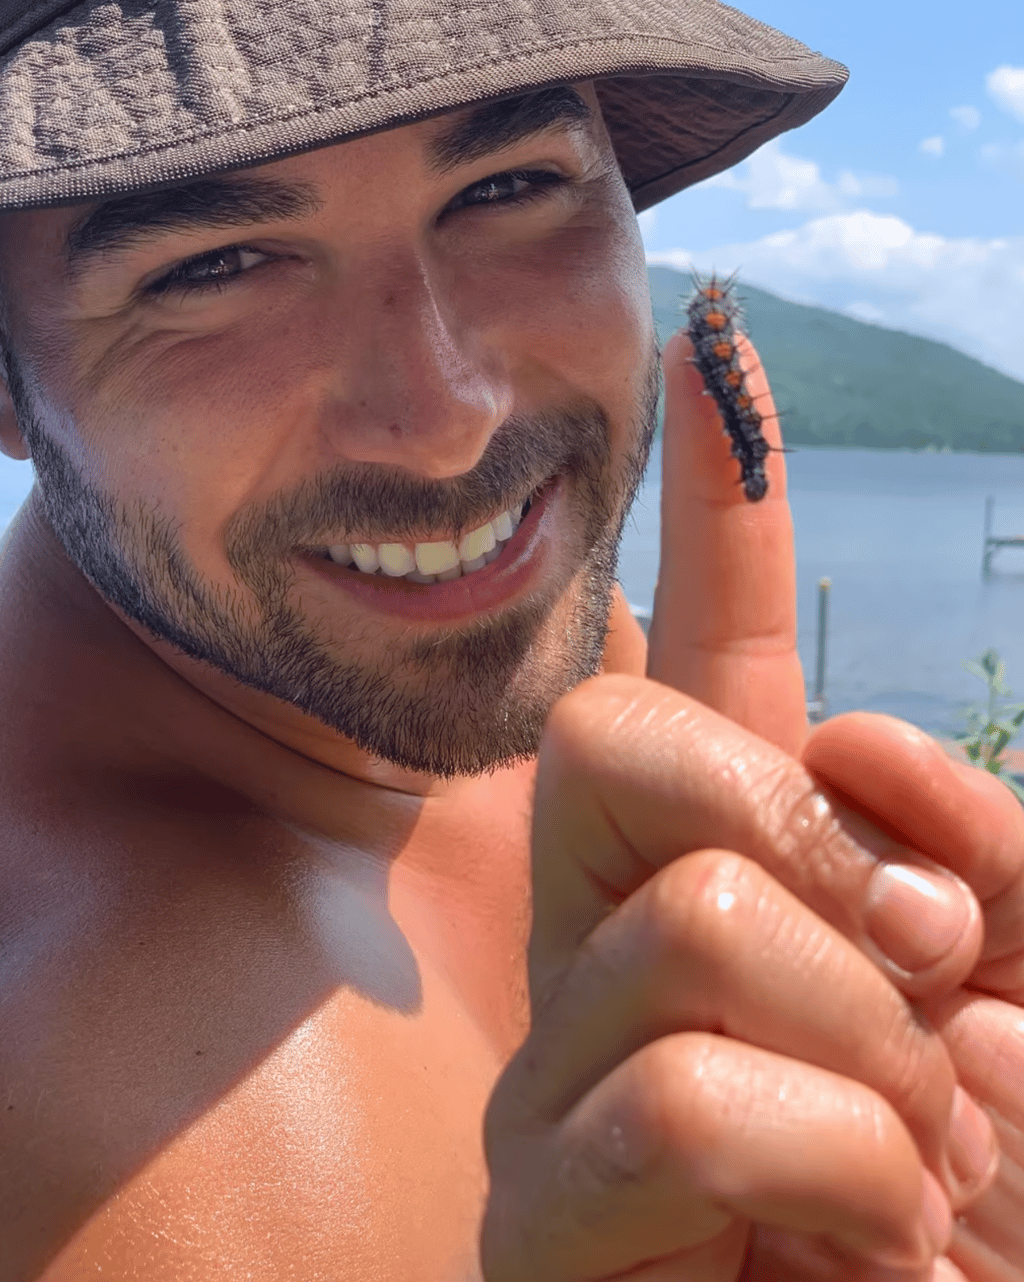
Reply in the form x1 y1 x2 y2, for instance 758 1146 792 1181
4 446 1024 737
619 443 1024 736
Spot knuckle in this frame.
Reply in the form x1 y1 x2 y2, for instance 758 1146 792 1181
640 849 769 964
747 764 868 905
540 676 690 778
755 761 840 860
623 1034 796 1206
544 673 652 742
555 1112 654 1231
624 1034 732 1170
539 675 620 766
485 1038 719 1265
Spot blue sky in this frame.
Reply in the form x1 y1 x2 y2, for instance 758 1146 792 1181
642 0 1024 380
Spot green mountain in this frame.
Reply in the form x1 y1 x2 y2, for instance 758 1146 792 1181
647 264 1024 453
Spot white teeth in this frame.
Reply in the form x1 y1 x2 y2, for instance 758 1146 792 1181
378 543 416 577
333 500 526 584
458 521 496 564
415 540 460 576
351 543 380 574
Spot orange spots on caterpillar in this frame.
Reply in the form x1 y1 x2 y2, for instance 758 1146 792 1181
685 271 771 502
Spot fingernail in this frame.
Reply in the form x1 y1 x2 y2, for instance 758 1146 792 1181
947 1086 998 1195
865 863 970 973
921 1170 952 1256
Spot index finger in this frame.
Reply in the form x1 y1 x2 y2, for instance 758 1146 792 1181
531 676 983 1006
646 328 807 755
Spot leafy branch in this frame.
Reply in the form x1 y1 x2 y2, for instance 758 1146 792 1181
955 648 1024 804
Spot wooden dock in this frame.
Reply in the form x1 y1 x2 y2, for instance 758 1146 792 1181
983 496 1024 576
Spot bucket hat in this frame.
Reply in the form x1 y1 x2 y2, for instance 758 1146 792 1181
0 0 847 212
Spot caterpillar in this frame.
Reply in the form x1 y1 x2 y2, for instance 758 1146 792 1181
685 272 771 502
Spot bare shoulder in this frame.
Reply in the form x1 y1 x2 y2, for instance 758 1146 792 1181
0 784 495 1282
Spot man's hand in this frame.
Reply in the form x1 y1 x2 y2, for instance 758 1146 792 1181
804 715 1024 1281
482 332 1004 1280
484 678 999 1280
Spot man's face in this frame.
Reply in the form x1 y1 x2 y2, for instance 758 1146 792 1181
0 84 657 778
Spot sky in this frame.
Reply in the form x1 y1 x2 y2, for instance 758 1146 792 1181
641 0 1024 381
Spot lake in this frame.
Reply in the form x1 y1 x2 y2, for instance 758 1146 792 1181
3 445 1024 738
619 443 1024 737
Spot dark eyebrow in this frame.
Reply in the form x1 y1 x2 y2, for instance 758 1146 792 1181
428 85 593 174
64 176 320 278
63 89 590 277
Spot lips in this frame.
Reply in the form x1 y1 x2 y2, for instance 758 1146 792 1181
299 478 560 624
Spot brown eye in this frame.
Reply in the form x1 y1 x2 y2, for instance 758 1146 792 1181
465 174 527 204
183 249 249 281
447 169 566 214
148 246 269 296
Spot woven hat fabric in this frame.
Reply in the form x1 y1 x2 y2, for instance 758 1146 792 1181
0 0 848 212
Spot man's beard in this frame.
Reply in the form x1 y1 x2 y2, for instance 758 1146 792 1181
12 350 659 778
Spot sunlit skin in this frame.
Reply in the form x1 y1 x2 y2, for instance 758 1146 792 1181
0 82 653 787
1 82 1023 1282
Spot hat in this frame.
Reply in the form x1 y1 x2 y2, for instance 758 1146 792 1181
0 0 848 212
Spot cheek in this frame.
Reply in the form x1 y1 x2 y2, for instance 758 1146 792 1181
47 308 329 549
465 212 654 417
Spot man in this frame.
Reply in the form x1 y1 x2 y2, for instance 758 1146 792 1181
0 2 1022 1279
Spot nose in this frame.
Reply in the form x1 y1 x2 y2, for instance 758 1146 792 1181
324 255 513 479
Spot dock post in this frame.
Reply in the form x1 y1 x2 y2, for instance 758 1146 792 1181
983 495 994 578
809 577 831 723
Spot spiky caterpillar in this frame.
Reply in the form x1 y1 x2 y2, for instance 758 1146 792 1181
685 273 771 502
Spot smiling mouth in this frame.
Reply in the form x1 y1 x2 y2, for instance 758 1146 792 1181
316 492 537 585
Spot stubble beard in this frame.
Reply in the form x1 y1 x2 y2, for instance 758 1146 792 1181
11 347 659 778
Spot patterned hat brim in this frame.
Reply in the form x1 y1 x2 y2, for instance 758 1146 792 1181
0 0 848 211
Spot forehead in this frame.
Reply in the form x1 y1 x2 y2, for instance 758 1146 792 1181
0 83 602 279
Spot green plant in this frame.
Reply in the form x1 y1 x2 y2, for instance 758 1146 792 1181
955 648 1024 803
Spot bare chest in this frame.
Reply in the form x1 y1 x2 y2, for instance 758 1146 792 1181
10 975 504 1282
2 770 532 1281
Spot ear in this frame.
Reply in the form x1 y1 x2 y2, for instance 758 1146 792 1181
0 366 30 462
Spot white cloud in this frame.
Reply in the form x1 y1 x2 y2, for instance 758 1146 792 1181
636 207 657 243
987 65 1024 122
648 212 1024 381
700 139 897 212
950 105 981 129
919 135 945 157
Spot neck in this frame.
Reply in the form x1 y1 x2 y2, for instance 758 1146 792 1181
0 494 534 863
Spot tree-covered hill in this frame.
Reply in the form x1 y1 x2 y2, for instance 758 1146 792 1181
647 264 1024 453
